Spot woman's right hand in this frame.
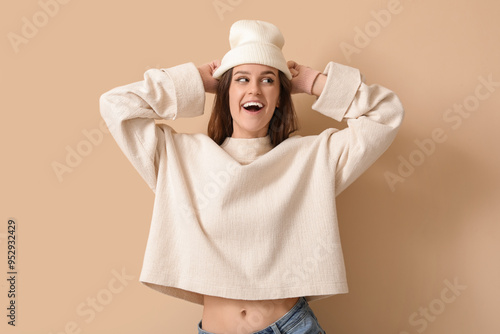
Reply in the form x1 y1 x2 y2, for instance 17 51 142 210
198 60 221 94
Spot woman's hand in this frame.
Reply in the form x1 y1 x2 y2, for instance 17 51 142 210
287 60 323 95
198 60 221 94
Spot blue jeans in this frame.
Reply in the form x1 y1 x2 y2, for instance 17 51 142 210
198 297 327 334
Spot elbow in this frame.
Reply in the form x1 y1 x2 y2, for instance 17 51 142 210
393 93 405 130
99 89 117 120
383 90 405 131
98 90 120 131
99 93 109 121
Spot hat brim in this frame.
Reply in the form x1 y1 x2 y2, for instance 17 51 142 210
212 43 292 80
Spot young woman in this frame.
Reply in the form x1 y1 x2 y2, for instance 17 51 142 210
100 20 404 334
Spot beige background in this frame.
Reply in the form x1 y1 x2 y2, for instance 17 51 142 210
2 0 499 333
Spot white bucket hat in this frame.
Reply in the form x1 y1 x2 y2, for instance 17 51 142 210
212 20 292 80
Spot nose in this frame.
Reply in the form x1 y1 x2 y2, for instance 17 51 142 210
248 80 261 95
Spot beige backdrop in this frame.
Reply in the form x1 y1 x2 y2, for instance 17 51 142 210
2 0 499 333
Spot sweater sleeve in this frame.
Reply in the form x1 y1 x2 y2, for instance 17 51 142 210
311 62 405 196
99 62 206 193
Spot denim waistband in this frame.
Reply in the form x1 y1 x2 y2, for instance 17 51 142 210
265 296 307 333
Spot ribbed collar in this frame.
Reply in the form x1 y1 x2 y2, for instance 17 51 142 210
220 135 273 165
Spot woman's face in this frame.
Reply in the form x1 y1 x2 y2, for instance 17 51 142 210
228 63 280 138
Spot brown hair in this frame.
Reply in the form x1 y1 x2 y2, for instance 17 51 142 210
207 68 299 147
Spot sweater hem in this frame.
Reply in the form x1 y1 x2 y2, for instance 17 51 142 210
139 277 348 306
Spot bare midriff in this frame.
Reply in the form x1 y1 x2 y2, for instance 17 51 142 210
201 295 300 334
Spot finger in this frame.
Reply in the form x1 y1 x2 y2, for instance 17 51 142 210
212 59 221 68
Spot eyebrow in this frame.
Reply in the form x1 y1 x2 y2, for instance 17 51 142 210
233 70 277 77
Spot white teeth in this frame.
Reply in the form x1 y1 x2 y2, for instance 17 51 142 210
243 102 263 108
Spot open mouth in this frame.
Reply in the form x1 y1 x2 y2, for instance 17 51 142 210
242 101 264 112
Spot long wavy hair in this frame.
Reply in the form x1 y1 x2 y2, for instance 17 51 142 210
207 68 299 147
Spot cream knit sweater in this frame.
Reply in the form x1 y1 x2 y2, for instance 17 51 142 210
99 61 404 305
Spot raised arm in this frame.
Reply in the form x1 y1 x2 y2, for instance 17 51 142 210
99 62 206 193
289 60 405 196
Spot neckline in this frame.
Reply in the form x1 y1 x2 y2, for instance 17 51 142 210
221 134 271 145
220 134 273 165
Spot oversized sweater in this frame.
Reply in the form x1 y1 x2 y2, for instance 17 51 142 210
99 61 404 306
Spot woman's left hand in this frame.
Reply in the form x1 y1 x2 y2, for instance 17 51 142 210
287 60 322 95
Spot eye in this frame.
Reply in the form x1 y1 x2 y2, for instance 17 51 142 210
262 78 274 84
235 77 248 83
